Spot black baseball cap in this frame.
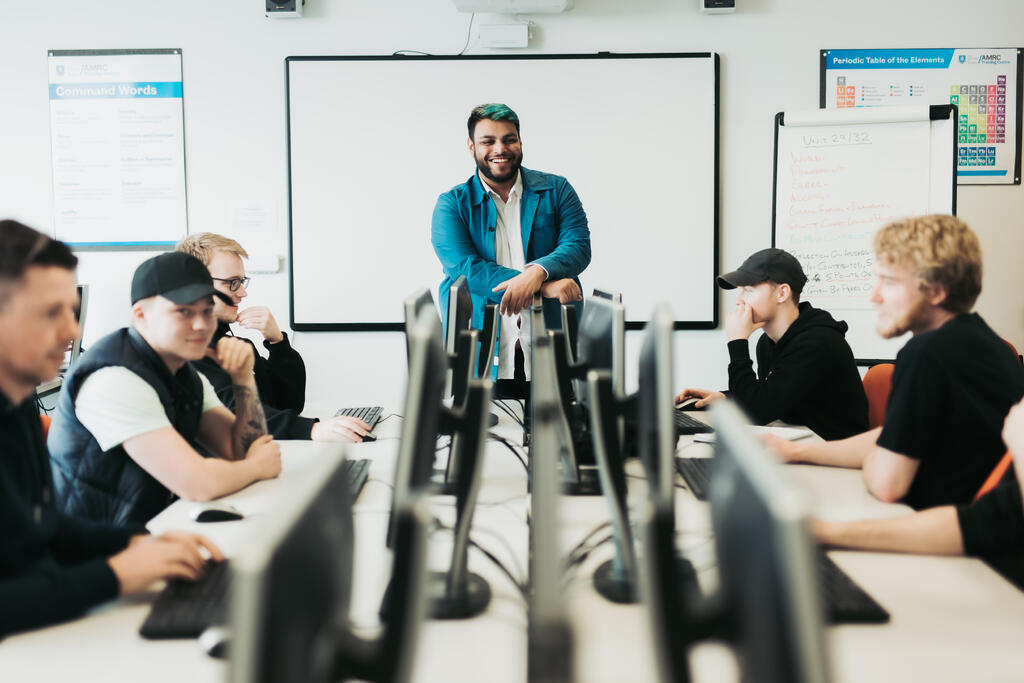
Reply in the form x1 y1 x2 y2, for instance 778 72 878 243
131 251 233 306
717 248 807 294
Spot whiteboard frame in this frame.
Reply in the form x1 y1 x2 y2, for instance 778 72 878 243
771 105 957 365
284 53 720 332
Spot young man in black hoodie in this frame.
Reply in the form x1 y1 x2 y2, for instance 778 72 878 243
0 220 222 638
677 247 868 440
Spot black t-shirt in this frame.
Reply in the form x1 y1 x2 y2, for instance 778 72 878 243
957 470 1024 589
878 313 1024 509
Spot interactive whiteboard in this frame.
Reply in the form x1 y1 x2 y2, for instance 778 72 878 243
286 53 719 330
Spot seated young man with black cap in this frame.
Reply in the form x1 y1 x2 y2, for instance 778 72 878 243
0 220 223 638
48 251 282 526
677 247 868 440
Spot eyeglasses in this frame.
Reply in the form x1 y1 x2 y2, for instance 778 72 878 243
211 276 250 292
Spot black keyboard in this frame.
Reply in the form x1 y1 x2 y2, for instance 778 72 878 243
345 457 372 501
334 405 383 431
818 551 890 624
674 410 714 435
674 457 714 500
139 560 231 639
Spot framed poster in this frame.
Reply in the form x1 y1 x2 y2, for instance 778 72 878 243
48 48 187 248
821 48 1022 185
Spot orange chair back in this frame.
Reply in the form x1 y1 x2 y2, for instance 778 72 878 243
1003 338 1022 364
40 414 53 440
975 451 1013 502
862 363 895 430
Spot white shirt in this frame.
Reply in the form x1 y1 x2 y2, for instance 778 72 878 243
484 171 533 380
75 366 223 451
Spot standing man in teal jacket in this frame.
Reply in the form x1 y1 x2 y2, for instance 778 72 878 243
431 103 591 399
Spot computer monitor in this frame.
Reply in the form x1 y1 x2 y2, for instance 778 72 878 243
530 332 582 493
636 302 677 503
639 400 831 683
66 284 88 370
591 287 622 304
708 400 830 683
403 288 436 364
476 302 499 379
586 369 638 604
444 276 477 405
389 306 447 547
528 380 575 683
429 377 494 619
560 303 579 364
229 453 431 683
575 295 626 404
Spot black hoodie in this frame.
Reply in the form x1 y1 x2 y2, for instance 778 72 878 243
727 301 868 440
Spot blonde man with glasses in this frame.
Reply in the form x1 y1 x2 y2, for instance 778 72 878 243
177 233 370 443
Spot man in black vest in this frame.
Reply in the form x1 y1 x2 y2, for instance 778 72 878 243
49 251 282 525
0 220 223 638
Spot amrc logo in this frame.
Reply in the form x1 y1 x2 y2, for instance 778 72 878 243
978 54 1007 65
80 64 108 74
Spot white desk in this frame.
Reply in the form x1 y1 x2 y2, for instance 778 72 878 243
3 408 1024 683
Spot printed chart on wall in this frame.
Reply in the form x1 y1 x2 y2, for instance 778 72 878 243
48 49 187 247
772 106 956 363
821 48 1022 185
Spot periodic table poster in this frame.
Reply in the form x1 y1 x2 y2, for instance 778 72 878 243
821 48 1022 185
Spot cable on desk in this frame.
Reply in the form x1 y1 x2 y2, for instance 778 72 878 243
377 412 402 424
491 399 525 427
566 533 614 573
486 433 529 474
465 524 526 586
565 520 611 564
434 520 528 599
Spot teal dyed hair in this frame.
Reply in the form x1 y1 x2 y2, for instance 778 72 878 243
467 103 520 138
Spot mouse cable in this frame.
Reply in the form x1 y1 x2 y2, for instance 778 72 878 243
487 433 529 474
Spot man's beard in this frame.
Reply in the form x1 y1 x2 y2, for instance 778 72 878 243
876 297 931 339
475 152 522 184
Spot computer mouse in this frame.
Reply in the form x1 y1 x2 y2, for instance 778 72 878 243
198 625 230 659
190 503 244 523
675 397 707 412
360 433 377 443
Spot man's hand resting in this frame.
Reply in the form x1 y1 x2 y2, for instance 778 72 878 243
540 278 582 304
493 265 546 316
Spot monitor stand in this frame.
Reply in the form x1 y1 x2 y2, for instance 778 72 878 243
426 571 491 619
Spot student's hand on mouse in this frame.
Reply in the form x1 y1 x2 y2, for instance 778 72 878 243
245 434 282 479
210 337 255 381
236 306 284 344
493 264 546 316
108 532 222 595
725 301 766 341
759 432 802 463
310 416 372 443
540 278 582 304
674 388 724 408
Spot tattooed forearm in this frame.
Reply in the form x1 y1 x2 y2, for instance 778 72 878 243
231 382 268 459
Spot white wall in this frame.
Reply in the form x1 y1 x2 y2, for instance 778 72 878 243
2 0 1023 406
